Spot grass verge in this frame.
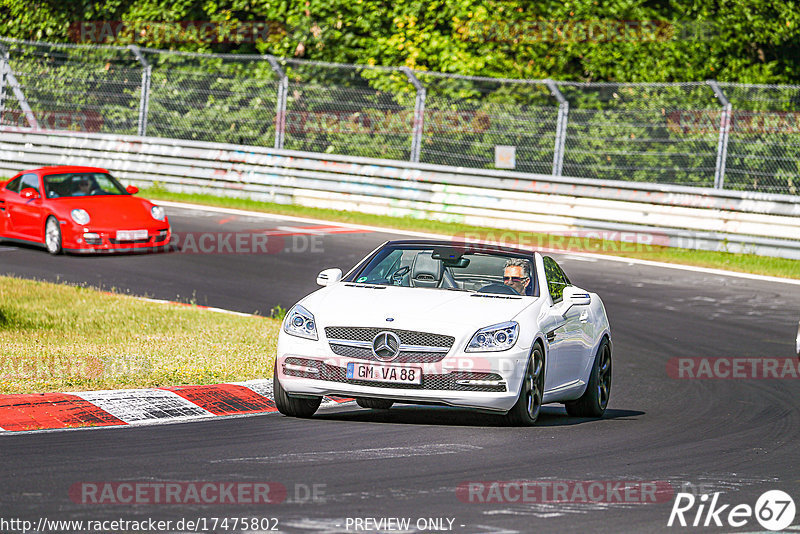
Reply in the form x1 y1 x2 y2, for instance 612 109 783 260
143 187 800 280
0 276 278 394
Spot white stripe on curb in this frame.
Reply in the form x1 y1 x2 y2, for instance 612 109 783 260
158 200 800 286
231 379 348 407
75 389 214 424
230 379 273 399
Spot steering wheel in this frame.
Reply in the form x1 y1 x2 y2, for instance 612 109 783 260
390 265 410 285
477 282 520 295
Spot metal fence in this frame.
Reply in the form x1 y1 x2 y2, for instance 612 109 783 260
1 36 799 195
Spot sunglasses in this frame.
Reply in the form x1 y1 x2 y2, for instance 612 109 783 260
503 276 528 283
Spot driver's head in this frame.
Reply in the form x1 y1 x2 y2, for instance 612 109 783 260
78 179 90 192
503 258 531 295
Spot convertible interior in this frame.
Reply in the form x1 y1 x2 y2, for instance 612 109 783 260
360 249 532 296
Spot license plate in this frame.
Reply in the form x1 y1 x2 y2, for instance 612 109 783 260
346 362 422 385
116 229 148 241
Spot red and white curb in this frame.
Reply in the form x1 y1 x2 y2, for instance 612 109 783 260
0 380 351 433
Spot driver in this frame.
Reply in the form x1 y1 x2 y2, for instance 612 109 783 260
503 258 531 295
74 179 92 196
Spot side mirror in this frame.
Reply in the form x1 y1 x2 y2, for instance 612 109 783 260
126 185 139 195
552 286 591 317
317 268 343 286
20 188 40 200
795 320 799 359
564 286 591 306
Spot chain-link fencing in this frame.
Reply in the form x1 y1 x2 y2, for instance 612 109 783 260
1 37 798 195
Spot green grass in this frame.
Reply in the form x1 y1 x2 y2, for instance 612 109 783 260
143 187 800 280
0 276 279 394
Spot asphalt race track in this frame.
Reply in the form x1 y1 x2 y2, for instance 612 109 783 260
2 204 800 533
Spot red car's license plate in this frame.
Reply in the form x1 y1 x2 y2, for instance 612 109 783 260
116 229 148 241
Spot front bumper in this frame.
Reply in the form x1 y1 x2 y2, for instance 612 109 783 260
63 226 171 253
275 342 530 413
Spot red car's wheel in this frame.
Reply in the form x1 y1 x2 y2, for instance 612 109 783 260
44 216 62 255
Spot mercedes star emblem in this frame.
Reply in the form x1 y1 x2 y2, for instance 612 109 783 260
372 331 401 361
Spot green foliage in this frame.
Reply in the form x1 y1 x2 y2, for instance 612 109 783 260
2 0 799 83
1 1 799 192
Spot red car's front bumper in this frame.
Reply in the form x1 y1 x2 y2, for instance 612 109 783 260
63 226 172 253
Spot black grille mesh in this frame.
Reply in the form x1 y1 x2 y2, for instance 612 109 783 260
325 327 454 348
328 344 448 363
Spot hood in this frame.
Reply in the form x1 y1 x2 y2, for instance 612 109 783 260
301 283 538 335
53 195 157 227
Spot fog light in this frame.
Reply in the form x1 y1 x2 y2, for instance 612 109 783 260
83 232 102 245
455 379 505 386
284 362 319 374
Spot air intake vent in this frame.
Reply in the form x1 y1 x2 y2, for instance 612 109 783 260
470 294 522 300
344 284 387 289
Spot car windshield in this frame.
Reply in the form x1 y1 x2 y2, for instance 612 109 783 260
349 244 537 296
43 172 128 198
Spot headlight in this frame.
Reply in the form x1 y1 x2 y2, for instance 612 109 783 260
70 209 90 225
466 321 519 352
151 205 166 221
283 304 318 340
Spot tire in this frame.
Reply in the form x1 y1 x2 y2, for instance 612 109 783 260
565 338 612 418
505 343 545 426
356 398 394 410
272 362 321 418
44 216 62 255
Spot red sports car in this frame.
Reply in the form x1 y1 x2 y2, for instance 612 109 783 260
0 166 171 254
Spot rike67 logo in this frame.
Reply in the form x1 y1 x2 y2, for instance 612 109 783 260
668 490 796 531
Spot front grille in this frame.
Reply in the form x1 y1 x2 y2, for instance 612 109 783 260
109 236 152 245
329 344 448 363
325 327 454 348
283 357 506 392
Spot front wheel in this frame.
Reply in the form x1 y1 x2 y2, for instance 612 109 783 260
565 338 612 418
44 216 62 255
273 362 321 418
505 344 544 426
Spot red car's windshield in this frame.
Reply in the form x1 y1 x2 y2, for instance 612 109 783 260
43 172 128 198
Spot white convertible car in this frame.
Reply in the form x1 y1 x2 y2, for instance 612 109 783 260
274 240 612 426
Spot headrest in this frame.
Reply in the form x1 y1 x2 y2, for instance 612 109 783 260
411 251 442 287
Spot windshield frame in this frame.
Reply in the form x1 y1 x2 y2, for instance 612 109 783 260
42 172 130 199
343 242 540 297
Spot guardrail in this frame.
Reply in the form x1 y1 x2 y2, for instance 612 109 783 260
1 127 799 259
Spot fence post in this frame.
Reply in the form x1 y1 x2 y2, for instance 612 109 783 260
401 67 426 163
546 80 568 177
266 56 288 150
0 50 7 120
129 45 151 137
708 80 731 190
0 43 39 130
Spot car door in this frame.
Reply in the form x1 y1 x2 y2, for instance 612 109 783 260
0 175 22 236
5 173 45 240
542 256 584 391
